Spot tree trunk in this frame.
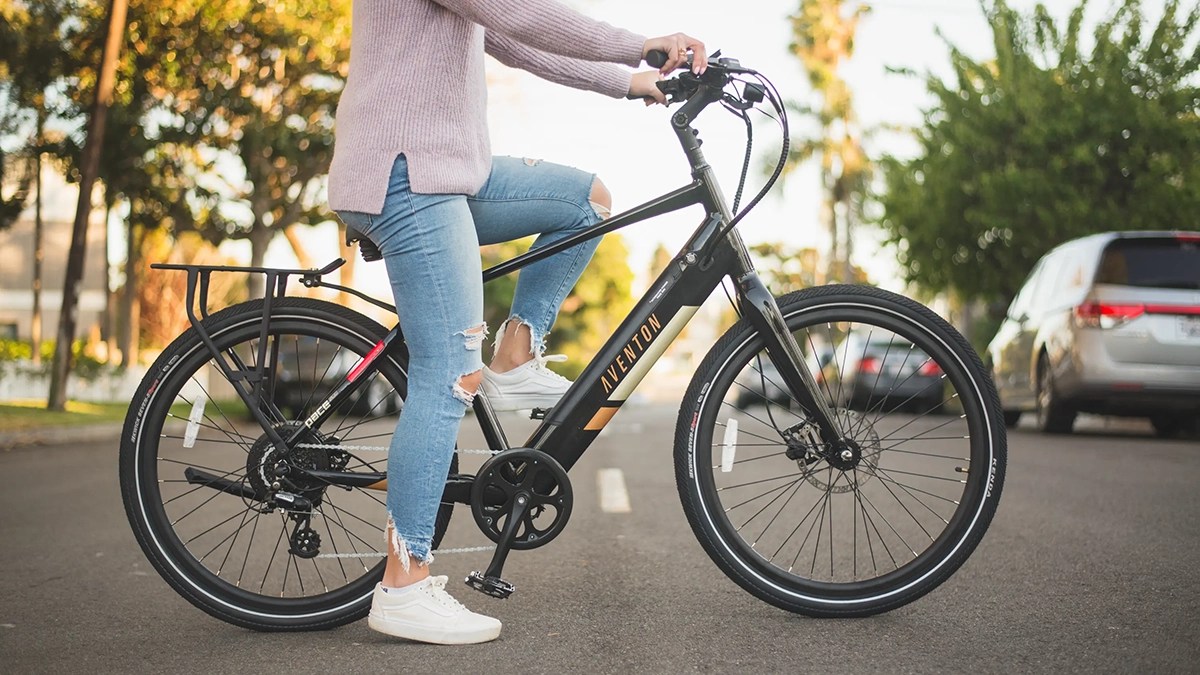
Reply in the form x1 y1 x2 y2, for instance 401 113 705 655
118 222 140 369
822 188 838 283
841 194 853 284
101 196 114 348
31 114 44 367
282 224 315 269
247 225 273 299
47 0 129 411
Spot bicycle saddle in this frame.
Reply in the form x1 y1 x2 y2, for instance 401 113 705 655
344 225 382 262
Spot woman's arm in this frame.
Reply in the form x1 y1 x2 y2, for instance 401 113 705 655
484 30 635 99
433 0 645 67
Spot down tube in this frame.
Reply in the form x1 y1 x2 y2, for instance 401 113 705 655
526 240 738 471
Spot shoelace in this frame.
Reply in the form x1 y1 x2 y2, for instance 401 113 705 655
531 353 571 384
425 576 467 612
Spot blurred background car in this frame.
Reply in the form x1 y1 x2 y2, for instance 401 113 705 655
732 346 833 411
271 336 401 419
831 332 945 414
986 231 1200 436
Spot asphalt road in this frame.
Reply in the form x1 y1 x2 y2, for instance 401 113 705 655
2 404 1198 674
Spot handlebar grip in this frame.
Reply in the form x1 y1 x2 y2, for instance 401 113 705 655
646 49 669 69
645 49 695 70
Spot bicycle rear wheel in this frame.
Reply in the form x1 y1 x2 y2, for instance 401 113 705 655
119 297 454 631
675 285 1005 617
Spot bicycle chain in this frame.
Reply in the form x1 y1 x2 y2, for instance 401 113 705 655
296 442 499 456
316 545 496 559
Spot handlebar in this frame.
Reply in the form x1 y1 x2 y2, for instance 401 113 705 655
626 49 791 254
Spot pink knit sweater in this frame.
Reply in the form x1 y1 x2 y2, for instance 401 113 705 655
327 0 647 214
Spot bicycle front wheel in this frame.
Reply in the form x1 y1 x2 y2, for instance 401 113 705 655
675 285 1005 617
120 297 454 631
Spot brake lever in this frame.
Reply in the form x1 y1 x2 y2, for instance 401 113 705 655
624 78 687 106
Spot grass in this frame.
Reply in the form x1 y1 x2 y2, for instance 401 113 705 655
1 397 260 433
0 400 130 431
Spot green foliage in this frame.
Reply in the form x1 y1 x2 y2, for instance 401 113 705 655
481 235 635 379
878 0 1200 304
0 0 77 229
50 0 351 292
0 338 108 380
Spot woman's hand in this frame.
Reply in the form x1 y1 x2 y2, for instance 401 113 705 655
628 71 667 106
643 33 707 75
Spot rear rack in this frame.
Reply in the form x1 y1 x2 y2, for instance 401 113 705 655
151 258 397 452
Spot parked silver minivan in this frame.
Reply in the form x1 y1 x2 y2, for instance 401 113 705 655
986 231 1200 436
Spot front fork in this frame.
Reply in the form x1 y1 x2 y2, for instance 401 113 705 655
734 271 844 444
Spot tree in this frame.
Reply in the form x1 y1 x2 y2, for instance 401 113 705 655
0 1 77 364
783 0 872 283
152 0 351 297
878 0 1200 306
47 0 129 411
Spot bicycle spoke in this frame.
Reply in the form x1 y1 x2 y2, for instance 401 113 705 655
767 481 830 562
738 476 804 533
858 489 917 559
712 450 788 469
259 514 289 592
237 509 262 589
714 421 787 446
722 478 800 513
216 504 256 577
718 471 805 492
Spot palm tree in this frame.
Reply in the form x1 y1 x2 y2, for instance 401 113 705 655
783 0 871 284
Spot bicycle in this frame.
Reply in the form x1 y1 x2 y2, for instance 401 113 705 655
119 50 1006 631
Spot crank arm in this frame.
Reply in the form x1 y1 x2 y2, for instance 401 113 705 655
184 467 260 501
466 492 531 599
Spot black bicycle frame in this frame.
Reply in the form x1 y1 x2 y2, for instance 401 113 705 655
163 75 843 492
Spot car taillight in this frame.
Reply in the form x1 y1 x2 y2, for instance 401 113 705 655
918 360 943 376
858 356 881 374
1073 301 1145 329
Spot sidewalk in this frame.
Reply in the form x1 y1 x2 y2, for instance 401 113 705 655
0 421 124 451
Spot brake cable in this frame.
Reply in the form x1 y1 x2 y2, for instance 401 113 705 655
702 69 790 264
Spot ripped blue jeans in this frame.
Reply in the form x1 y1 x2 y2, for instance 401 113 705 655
336 154 603 566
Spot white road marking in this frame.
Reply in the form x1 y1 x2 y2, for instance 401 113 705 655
597 468 632 514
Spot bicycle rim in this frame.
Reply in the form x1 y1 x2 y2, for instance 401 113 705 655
126 305 411 624
682 287 1003 613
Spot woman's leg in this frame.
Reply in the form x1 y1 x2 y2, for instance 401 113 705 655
338 156 486 583
469 156 610 368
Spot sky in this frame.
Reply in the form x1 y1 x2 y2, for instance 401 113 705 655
89 0 1168 299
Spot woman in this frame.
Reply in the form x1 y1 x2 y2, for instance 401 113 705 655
329 0 705 645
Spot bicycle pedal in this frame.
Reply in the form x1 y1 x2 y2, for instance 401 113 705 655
465 571 516 599
529 407 549 420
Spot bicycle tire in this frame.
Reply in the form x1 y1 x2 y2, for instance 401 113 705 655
119 297 456 631
675 285 1006 617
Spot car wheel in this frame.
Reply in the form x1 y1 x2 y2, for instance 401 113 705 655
1036 356 1075 434
1003 410 1022 428
1150 414 1196 439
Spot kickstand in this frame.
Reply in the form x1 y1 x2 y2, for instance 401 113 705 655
465 492 531 599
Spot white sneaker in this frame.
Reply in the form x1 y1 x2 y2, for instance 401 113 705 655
481 354 572 412
367 577 501 645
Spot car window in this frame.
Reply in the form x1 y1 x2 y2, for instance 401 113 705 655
1040 246 1089 313
1094 237 1200 290
1008 259 1045 321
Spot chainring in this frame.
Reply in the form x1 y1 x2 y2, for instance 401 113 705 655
470 448 573 550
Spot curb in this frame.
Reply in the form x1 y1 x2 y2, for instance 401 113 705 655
0 422 124 451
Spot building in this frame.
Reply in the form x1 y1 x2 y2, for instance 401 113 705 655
0 165 109 343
